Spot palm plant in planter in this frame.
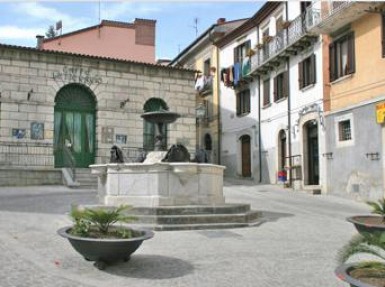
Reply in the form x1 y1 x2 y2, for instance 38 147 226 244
347 198 385 235
57 205 154 270
336 232 385 287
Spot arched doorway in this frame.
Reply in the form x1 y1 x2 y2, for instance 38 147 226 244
304 120 319 185
240 135 251 177
143 98 168 151
278 130 287 171
54 84 96 168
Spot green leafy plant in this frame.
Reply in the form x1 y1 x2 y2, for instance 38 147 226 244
337 232 385 264
367 198 385 221
69 205 136 238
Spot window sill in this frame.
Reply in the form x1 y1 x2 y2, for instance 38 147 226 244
274 97 287 104
236 112 250 118
300 83 315 92
330 74 353 85
262 103 271 109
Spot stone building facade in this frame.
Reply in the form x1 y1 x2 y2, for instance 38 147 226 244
0 44 196 185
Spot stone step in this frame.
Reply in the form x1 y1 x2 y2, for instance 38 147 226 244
130 204 252 216
130 211 261 225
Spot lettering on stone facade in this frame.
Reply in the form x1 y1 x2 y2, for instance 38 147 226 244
53 66 103 86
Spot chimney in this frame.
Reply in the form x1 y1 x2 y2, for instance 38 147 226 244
217 18 226 25
36 35 44 49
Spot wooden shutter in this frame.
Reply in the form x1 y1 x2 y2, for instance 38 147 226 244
310 54 316 85
329 43 336 82
382 14 385 57
347 32 355 74
246 90 251 113
273 76 278 102
236 93 240 116
298 60 304 89
263 79 270 106
283 71 289 98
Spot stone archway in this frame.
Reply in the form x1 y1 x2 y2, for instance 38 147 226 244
54 83 96 168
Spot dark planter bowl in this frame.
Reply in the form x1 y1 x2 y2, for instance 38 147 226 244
347 215 385 235
58 226 154 269
335 263 377 287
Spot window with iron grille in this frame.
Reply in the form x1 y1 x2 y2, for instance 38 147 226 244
329 32 355 82
273 71 289 102
299 54 316 89
263 79 270 106
236 89 250 116
338 120 352 141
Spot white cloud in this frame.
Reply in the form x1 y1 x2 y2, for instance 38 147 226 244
101 2 162 20
0 26 45 40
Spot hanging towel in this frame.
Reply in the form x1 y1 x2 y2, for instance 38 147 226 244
195 75 205 91
242 57 251 77
233 62 241 86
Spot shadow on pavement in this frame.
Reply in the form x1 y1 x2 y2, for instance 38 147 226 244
105 255 194 279
257 210 294 226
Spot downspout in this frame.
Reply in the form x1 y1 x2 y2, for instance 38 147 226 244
258 74 262 183
256 26 262 183
285 1 293 187
209 28 222 165
216 46 222 165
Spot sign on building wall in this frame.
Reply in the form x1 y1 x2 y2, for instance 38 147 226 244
31 122 44 140
101 127 114 143
376 102 385 124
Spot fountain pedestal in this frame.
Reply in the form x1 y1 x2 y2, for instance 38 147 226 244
91 162 226 207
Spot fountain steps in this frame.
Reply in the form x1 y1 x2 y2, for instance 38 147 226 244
124 204 262 231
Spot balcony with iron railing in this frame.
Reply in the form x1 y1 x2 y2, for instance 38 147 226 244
306 0 384 35
250 11 318 75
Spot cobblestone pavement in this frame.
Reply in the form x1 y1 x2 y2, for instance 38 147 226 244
0 183 369 287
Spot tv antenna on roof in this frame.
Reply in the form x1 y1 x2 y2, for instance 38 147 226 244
192 17 199 38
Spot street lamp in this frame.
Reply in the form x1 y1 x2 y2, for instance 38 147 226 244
195 103 206 149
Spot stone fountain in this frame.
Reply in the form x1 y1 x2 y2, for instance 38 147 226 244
90 108 260 230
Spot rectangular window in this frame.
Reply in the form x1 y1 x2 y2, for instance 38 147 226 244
236 89 251 116
329 32 355 82
299 54 316 89
263 79 270 106
338 120 352 141
273 71 289 102
204 58 211 76
234 40 251 64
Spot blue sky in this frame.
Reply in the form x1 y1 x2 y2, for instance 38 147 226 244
0 1 264 60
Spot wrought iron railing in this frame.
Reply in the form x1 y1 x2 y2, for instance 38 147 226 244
0 141 53 166
63 143 76 182
250 11 309 72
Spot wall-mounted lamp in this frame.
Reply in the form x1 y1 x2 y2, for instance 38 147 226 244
322 152 333 160
120 98 130 108
27 89 33 101
366 152 380 160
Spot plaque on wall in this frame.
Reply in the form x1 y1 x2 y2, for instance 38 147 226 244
101 127 114 143
31 122 44 140
116 134 127 144
12 128 26 139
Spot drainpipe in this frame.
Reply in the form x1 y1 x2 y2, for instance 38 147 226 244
216 46 222 165
258 74 262 183
285 2 293 187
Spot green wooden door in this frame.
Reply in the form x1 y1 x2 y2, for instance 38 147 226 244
54 84 96 168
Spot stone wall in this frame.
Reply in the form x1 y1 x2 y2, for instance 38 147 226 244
0 45 196 172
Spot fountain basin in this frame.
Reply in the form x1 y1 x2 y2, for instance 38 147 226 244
90 162 226 207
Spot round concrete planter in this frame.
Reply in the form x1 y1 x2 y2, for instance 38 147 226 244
58 226 154 269
335 263 379 287
347 215 385 235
